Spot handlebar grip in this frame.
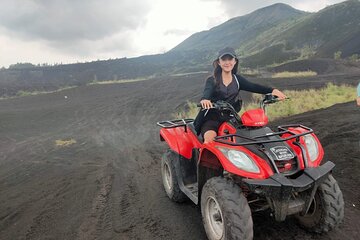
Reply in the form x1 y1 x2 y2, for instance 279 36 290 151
197 102 216 108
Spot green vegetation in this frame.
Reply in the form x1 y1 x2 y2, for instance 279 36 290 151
240 68 261 77
0 86 76 100
174 101 199 119
272 71 317 78
177 83 356 121
349 54 359 62
15 86 76 97
243 83 356 121
9 62 36 69
55 139 77 147
170 71 208 77
88 77 152 85
300 44 316 59
334 51 342 60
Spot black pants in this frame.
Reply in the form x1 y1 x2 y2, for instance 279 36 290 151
200 109 230 137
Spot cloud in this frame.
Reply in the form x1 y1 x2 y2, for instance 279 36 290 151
0 0 151 56
0 0 150 41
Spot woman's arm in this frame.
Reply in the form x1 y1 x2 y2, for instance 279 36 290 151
200 77 215 109
238 75 286 99
237 75 273 94
201 77 215 100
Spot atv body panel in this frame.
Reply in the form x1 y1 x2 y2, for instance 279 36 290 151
159 120 201 159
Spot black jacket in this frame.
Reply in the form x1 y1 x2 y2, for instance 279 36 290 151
193 74 273 134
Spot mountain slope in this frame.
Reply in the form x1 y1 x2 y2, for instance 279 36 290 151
173 0 360 68
171 3 307 53
269 0 360 56
241 0 360 66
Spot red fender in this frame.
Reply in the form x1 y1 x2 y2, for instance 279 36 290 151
199 142 274 179
160 127 202 159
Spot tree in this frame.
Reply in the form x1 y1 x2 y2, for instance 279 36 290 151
9 62 35 69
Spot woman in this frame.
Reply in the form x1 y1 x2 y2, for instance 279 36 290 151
194 47 286 143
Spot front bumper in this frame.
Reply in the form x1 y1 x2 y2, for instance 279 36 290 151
243 161 335 221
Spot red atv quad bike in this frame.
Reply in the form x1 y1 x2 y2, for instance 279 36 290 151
157 94 344 240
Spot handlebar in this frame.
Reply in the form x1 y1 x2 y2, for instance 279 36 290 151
198 94 286 110
197 101 234 111
196 94 287 125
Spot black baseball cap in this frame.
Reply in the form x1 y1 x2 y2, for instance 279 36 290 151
218 47 237 59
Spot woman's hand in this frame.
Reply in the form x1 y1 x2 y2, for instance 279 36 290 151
272 89 287 100
200 99 213 109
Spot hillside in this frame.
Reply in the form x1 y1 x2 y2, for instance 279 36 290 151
173 0 360 68
171 3 307 53
242 0 360 67
0 50 210 97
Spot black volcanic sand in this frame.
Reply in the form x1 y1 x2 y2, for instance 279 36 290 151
0 73 359 240
272 58 360 75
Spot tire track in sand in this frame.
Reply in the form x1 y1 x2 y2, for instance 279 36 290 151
77 166 114 240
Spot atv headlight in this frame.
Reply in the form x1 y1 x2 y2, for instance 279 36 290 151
218 148 260 173
303 134 319 162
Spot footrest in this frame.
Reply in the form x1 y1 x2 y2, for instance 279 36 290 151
185 183 198 198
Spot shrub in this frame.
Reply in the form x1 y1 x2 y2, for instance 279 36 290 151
334 51 342 60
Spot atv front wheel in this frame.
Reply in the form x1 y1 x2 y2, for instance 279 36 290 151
161 150 187 202
201 177 253 240
296 174 344 233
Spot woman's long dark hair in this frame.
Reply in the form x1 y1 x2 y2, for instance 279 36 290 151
212 58 239 88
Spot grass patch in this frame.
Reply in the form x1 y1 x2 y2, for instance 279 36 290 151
170 71 208 77
272 71 317 78
174 101 199 119
55 139 77 147
0 86 77 100
240 68 261 77
177 83 356 121
243 83 356 121
88 77 151 85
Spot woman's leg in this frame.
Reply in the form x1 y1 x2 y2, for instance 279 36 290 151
204 130 217 143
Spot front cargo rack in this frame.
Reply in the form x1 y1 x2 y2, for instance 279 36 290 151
157 118 194 129
214 124 313 146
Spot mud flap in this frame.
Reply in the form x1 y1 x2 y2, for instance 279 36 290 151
170 150 199 204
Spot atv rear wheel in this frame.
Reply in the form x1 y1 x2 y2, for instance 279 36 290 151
161 150 187 202
201 177 253 240
296 174 344 233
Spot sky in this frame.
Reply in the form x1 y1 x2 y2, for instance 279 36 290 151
0 0 347 68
